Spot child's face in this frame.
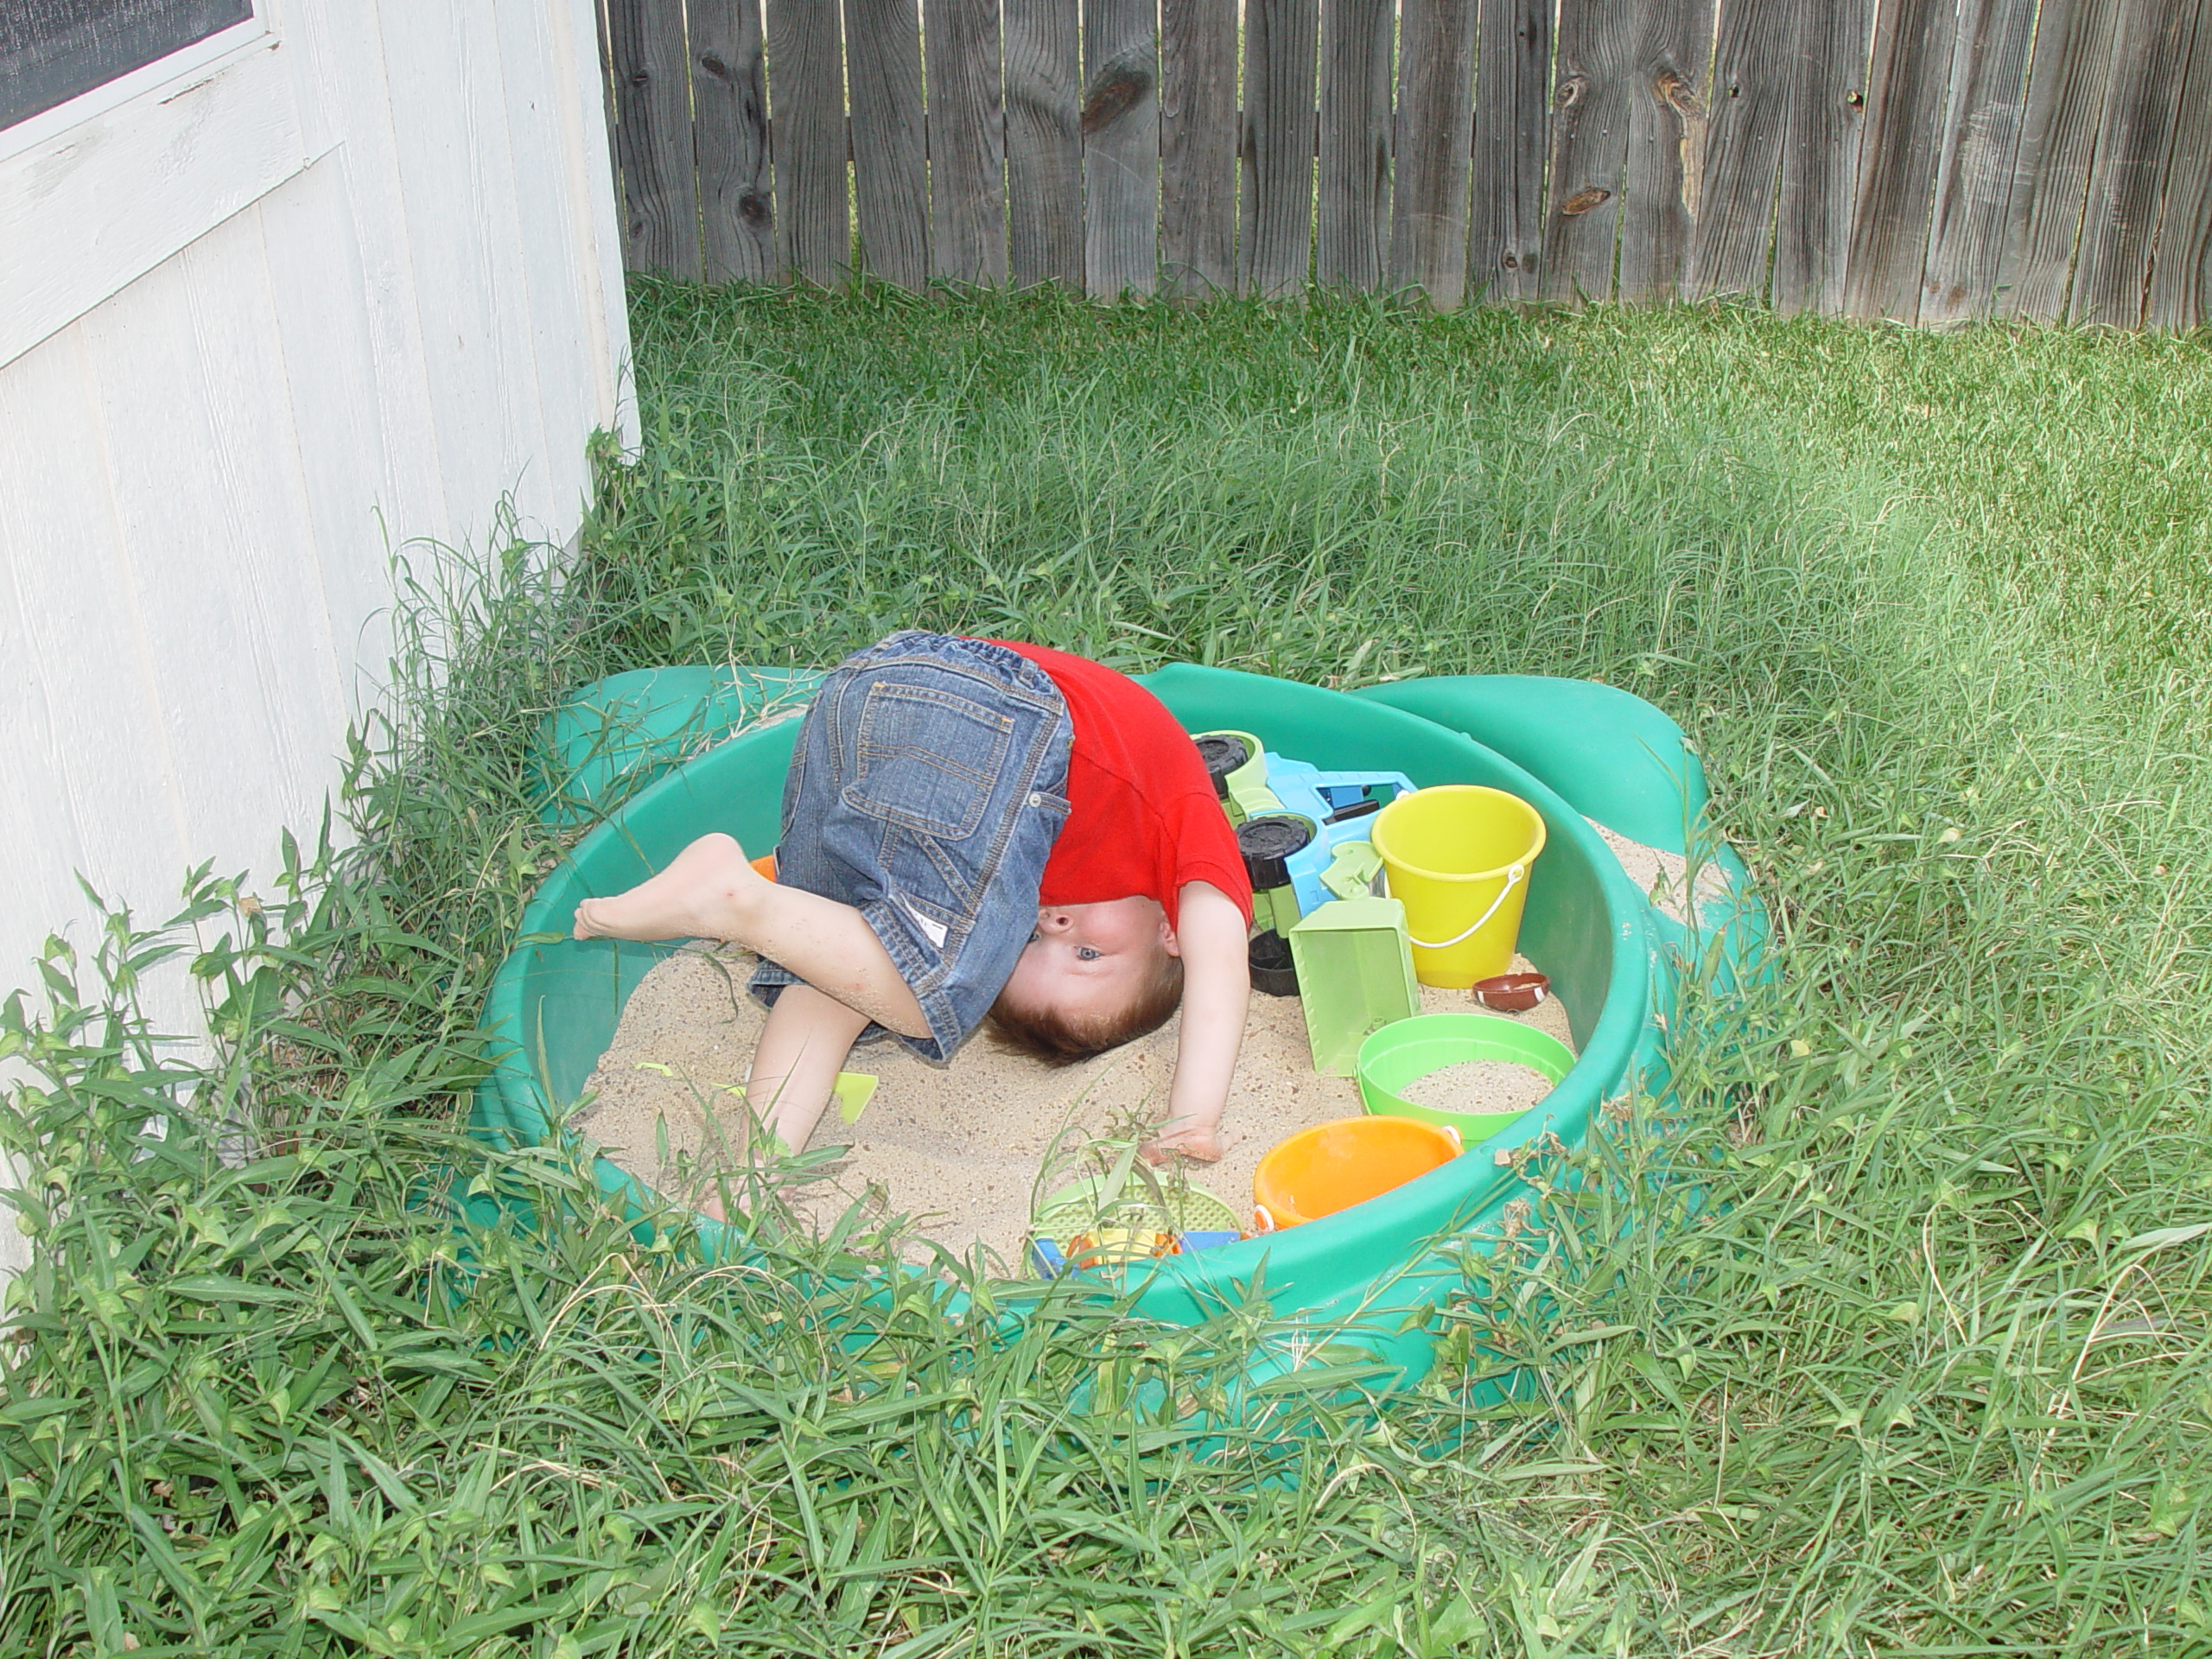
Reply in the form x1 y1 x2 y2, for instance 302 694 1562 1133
999 896 1179 1027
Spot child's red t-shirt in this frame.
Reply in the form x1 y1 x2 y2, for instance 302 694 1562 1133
990 642 1254 929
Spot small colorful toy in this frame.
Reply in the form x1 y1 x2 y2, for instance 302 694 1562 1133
1472 970 1551 1013
1287 897 1420 1074
1027 1167 1244 1278
1370 785 1547 987
831 1071 877 1123
1356 1011 1573 1144
1246 926 1299 996
1028 1229 1243 1276
1251 1115 1463 1232
1198 730 1271 823
1202 734 1415 998
1229 747 1417 920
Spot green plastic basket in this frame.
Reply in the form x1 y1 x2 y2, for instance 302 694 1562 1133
1357 1012 1575 1145
1031 1177 1243 1242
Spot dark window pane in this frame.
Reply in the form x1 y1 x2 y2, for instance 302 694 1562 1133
3 0 255 131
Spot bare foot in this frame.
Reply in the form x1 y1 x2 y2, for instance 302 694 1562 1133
1142 1123 1236 1166
572 832 763 942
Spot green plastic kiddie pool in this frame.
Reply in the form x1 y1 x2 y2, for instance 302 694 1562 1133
475 663 1766 1394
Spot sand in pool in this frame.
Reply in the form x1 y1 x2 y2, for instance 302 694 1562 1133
570 944 1575 1268
1585 817 1732 926
1393 1059 1555 1117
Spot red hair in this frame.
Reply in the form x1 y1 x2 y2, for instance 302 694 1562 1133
987 948 1185 1065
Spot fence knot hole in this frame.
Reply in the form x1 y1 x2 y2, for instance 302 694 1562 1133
1555 73 1587 110
1560 187 1611 218
698 52 730 80
1654 67 1703 118
1082 54 1154 135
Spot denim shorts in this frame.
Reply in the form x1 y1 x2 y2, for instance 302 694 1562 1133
749 632 1073 1060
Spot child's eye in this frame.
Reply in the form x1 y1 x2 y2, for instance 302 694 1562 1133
1076 946 1101 961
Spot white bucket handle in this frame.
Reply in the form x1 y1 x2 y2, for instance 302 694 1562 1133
1406 862 1526 951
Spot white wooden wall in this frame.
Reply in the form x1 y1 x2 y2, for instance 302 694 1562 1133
0 0 635 1273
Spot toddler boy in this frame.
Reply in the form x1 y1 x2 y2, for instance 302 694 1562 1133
572 631 1252 1170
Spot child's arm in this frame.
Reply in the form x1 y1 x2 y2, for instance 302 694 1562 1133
1145 880 1249 1163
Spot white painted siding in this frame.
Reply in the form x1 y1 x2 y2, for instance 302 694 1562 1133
0 0 634 1274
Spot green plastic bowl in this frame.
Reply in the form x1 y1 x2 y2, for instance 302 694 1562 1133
1357 1013 1575 1144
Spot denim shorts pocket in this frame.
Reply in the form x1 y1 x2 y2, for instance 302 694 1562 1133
844 681 1013 841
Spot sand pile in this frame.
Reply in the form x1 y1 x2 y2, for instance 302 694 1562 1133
1394 1058 1556 1117
571 946 1575 1267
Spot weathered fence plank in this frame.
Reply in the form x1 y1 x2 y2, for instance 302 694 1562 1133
1688 0 1796 300
692 0 777 283
1618 0 1714 303
1772 0 1873 314
1844 0 1961 321
2145 0 2212 331
1005 0 1084 288
1543 0 1637 303
1467 0 1552 302
1389 0 1478 305
766 0 849 283
595 0 2209 332
1241 0 1318 297
1160 0 1239 295
1993 0 2121 320
607 0 700 277
844 0 929 288
930 0 1008 283
1084 0 1161 296
2071 0 2202 325
1919 0 2039 324
1317 0 1394 290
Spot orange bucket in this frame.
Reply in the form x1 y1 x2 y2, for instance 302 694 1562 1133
1251 1116 1463 1231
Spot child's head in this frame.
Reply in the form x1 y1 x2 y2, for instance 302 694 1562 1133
988 897 1184 1065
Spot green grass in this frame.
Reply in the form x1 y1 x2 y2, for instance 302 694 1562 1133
4 283 2212 1654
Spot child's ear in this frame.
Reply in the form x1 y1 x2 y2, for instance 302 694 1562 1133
1160 914 1181 957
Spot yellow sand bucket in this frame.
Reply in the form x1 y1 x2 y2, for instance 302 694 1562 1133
1370 785 1547 987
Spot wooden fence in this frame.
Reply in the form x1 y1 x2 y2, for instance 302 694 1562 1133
601 0 2212 329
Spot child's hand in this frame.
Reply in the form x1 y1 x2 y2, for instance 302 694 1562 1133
1150 882 1249 1169
1142 1122 1236 1165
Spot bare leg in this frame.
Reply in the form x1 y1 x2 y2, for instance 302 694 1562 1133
697 982 874 1222
746 983 873 1154
573 833 930 1039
